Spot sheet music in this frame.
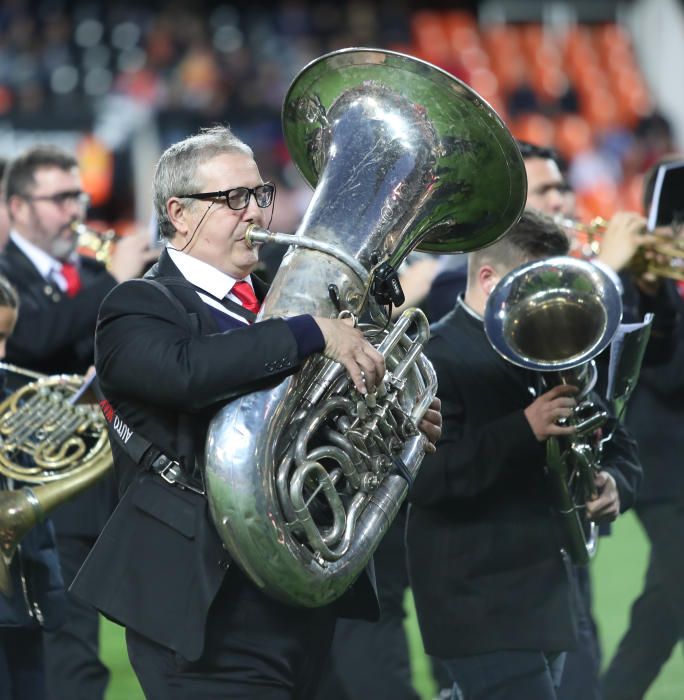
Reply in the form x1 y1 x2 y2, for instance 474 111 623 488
606 313 653 408
647 160 684 230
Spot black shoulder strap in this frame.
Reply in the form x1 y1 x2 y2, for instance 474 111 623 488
150 276 257 323
139 278 193 323
91 303 205 495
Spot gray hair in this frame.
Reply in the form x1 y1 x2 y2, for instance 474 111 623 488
153 125 253 239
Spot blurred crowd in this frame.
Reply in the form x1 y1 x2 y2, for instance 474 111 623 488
1 3 684 700
0 2 678 233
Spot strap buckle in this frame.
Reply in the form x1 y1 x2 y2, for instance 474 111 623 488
151 454 205 496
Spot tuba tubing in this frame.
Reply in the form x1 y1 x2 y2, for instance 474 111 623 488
206 308 436 607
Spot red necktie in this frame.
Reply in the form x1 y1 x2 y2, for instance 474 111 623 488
677 281 684 300
231 280 261 314
60 262 82 298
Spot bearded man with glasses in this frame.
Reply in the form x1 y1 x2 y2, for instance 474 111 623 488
0 144 158 700
69 124 442 699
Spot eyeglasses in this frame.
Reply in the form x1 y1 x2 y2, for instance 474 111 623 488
23 190 91 208
180 183 276 211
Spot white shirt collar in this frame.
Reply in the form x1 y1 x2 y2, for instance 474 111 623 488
457 293 484 322
166 246 255 324
10 230 62 281
166 246 255 298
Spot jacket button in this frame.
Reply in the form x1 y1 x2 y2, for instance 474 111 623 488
218 558 230 571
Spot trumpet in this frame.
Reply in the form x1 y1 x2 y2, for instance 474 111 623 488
72 222 119 265
553 215 606 259
554 214 684 282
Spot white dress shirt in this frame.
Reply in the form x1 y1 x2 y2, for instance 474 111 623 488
10 230 69 292
166 246 257 325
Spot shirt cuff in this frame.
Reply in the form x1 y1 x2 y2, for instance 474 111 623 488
284 315 325 358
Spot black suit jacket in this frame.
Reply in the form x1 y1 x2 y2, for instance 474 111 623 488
71 250 378 661
622 279 684 502
0 238 118 536
0 239 117 375
407 304 641 658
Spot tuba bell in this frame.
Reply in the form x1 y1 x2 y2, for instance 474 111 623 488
484 256 623 564
205 47 528 607
0 363 112 595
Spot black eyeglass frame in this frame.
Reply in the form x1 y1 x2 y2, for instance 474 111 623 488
179 183 276 211
21 190 91 207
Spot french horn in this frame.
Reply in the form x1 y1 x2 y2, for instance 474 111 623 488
0 363 112 595
484 256 623 564
205 47 527 606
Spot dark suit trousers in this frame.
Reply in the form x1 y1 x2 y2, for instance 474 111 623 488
442 650 565 700
556 565 601 700
0 628 46 700
44 536 109 700
314 510 418 700
126 570 336 699
602 501 684 700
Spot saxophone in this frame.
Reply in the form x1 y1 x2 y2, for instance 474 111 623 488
205 47 527 606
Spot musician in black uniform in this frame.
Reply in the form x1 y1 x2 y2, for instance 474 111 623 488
407 211 642 700
601 158 684 700
68 125 441 698
0 145 157 700
0 274 67 700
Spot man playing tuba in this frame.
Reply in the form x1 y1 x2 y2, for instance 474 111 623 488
70 125 441 699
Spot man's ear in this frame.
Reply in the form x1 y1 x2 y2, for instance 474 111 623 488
7 194 26 224
478 264 500 298
166 198 189 237
166 197 195 249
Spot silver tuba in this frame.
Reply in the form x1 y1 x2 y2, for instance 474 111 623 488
205 47 527 606
484 256 623 564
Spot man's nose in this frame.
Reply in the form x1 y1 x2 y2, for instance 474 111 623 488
545 188 565 213
64 199 86 220
243 194 264 221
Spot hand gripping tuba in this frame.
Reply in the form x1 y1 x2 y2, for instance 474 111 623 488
0 364 112 595
484 256 623 565
205 48 527 606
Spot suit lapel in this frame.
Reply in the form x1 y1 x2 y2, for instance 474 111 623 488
252 274 269 304
4 240 50 287
147 250 271 333
145 250 220 334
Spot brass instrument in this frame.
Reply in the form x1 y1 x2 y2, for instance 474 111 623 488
204 47 527 608
485 256 623 565
0 363 112 595
554 214 684 281
72 221 118 264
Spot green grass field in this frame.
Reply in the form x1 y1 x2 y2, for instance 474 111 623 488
101 511 683 699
